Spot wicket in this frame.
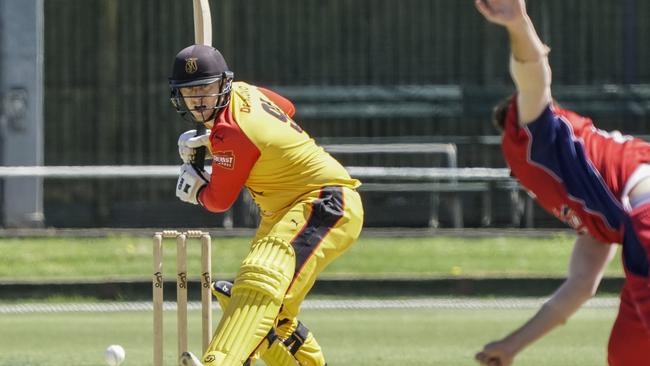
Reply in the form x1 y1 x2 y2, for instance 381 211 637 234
153 230 212 366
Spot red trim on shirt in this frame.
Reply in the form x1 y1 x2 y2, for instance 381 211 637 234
258 87 296 118
199 105 261 212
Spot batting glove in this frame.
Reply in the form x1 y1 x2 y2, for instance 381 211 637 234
175 163 210 205
178 129 212 164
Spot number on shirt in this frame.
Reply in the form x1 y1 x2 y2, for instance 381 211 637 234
260 98 303 133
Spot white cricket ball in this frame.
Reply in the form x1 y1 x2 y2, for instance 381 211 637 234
104 344 126 366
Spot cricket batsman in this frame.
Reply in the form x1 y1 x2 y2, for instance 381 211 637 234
169 44 364 366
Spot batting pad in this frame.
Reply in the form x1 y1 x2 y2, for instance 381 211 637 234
211 280 299 366
262 341 302 366
204 236 295 366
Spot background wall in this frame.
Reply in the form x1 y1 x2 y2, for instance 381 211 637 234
33 0 650 228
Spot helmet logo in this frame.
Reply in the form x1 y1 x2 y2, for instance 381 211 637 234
185 57 199 74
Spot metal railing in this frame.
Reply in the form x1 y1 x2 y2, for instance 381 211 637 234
0 165 509 180
0 163 519 229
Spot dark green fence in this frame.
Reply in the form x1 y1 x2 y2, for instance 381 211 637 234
40 0 650 228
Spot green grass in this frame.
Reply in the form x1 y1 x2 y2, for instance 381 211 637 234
0 234 623 281
0 305 615 366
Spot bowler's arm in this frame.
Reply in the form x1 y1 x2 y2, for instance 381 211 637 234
506 14 552 124
476 0 552 125
493 234 615 355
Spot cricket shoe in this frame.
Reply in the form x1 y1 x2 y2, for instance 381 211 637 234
179 351 204 366
211 280 233 298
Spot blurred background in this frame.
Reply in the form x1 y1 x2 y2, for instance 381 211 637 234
0 2 640 364
2 0 650 229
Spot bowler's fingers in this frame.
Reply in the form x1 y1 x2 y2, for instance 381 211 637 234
475 351 488 364
475 0 494 18
475 351 502 366
488 359 502 366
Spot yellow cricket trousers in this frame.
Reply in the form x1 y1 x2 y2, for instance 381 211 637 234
253 185 364 321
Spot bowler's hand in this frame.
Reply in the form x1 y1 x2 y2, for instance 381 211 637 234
178 129 212 164
475 0 527 28
175 164 210 205
475 340 515 366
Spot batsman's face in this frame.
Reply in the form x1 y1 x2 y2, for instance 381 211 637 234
180 82 221 122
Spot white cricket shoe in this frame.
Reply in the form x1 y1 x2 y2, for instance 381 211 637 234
179 351 204 366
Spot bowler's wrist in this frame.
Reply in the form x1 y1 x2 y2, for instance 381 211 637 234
499 335 522 357
505 15 532 34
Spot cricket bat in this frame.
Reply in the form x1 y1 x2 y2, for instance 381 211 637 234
193 0 212 46
191 0 212 170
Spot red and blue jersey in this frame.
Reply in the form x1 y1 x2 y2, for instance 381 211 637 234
502 99 650 276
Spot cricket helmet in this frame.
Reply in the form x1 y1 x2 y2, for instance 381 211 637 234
169 45 234 123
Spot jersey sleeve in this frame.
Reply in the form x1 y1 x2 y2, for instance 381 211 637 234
258 87 296 118
526 106 569 168
503 102 624 240
198 119 261 213
504 104 574 174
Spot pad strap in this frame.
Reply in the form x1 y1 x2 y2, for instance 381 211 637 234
283 321 310 355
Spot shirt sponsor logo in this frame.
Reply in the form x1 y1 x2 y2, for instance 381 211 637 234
213 151 235 170
553 204 587 233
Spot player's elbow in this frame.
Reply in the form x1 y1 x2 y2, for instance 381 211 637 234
201 197 235 213
566 277 600 303
576 285 598 303
585 280 601 298
198 189 238 213
202 201 233 213
575 270 605 298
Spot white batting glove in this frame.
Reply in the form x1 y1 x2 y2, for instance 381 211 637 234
178 129 212 164
175 164 210 205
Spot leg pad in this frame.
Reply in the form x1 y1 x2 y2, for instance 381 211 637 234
203 237 295 365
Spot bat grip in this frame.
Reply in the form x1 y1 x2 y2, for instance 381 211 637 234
192 123 207 171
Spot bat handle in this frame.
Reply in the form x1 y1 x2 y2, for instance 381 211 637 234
192 123 207 171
